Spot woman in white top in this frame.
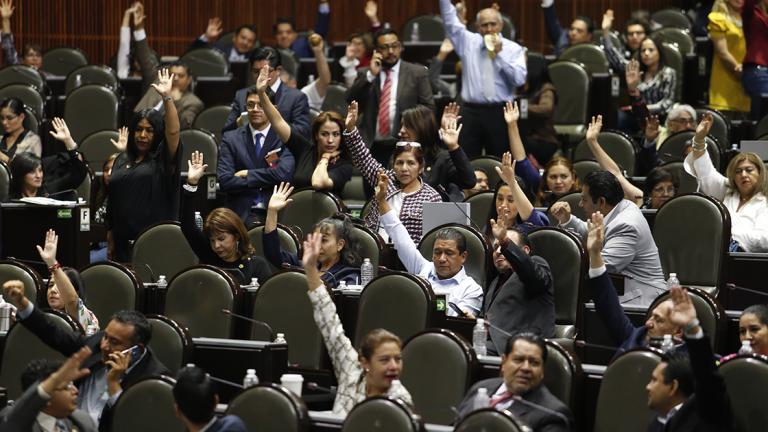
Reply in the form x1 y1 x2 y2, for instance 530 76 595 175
685 113 768 252
302 231 412 415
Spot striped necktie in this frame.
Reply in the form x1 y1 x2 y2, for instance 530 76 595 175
377 69 393 136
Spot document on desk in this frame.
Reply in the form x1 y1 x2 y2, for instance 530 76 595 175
18 197 77 206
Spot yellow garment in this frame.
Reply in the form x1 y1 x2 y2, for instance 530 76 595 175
707 12 751 112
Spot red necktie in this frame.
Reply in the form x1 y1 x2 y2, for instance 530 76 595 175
377 69 392 136
490 391 512 407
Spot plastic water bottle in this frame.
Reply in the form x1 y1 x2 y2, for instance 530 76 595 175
194 211 204 231
274 332 287 344
360 258 374 287
410 22 420 42
338 280 347 290
307 73 316 84
157 275 168 290
73 74 82 89
0 296 11 332
739 340 754 355
473 318 487 356
473 388 490 410
243 369 259 388
667 273 680 290
250 278 260 290
661 334 675 352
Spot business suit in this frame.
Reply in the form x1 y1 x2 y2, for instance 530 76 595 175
206 415 248 432
561 199 666 305
483 241 555 355
0 382 96 432
189 37 254 64
222 82 310 138
18 307 170 432
217 125 295 221
346 60 435 146
457 378 573 432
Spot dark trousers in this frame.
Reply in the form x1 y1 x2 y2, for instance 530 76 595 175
460 103 509 158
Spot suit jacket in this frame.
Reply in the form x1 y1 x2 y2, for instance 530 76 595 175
483 242 555 355
217 125 295 220
346 60 435 146
133 36 204 128
0 382 97 432
457 378 573 432
18 307 170 432
206 415 248 432
222 82 310 138
189 38 255 64
589 272 650 359
561 199 666 305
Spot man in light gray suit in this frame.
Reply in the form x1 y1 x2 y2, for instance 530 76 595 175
0 347 96 432
552 170 666 306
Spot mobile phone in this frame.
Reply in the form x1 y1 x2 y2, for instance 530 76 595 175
119 345 142 366
448 301 466 317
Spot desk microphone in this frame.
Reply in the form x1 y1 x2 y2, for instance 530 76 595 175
207 375 244 390
574 340 623 352
220 309 275 340
511 395 570 430
727 283 768 298
306 382 337 394
143 263 156 283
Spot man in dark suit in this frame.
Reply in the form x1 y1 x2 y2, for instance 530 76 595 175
218 82 295 224
0 347 96 432
173 366 247 432
483 223 555 355
2 280 170 432
346 28 434 158
191 19 258 64
222 47 310 138
457 333 573 431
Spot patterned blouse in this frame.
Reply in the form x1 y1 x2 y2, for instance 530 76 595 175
344 128 442 244
308 286 413 415
637 66 677 116
68 298 99 331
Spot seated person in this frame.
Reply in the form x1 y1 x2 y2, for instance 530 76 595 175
625 37 677 122
456 332 573 431
191 19 258 64
37 228 99 331
738 304 768 356
0 0 42 71
600 9 650 73
541 0 594 55
302 232 412 415
173 365 247 432
338 32 373 87
0 347 95 432
642 167 679 209
639 104 697 174
2 279 169 428
463 169 489 199
483 221 554 355
264 182 361 288
376 171 483 317
273 1 330 59
551 170 666 305
535 157 580 208
0 98 41 163
183 151 273 285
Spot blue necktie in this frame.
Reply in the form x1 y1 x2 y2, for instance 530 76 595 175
254 132 264 158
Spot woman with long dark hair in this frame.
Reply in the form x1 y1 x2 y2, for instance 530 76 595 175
0 97 40 163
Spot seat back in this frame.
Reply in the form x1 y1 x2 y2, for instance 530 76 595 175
756 113 768 138
543 340 582 412
0 310 78 399
80 261 140 327
594 349 662 432
651 8 692 30
164 265 237 338
529 228 585 339
111 376 185 432
75 167 92 204
658 131 721 169
400 329 474 425
355 272 433 346
695 107 730 150
647 287 725 350
251 270 325 368
455 408 525 432
659 161 698 194
659 42 684 102
191 105 230 144
470 157 502 189
180 48 229 77
179 129 218 174
463 190 495 232
147 314 193 375
0 64 45 91
65 64 119 95
401 14 445 42
573 130 637 176
247 223 301 273
341 397 422 432
226 383 310 432
547 192 586 224
572 160 602 184
653 27 695 55
0 161 9 202
559 43 610 75
41 47 88 77
278 188 343 238
131 222 199 282
549 61 590 136
320 84 349 117
0 260 41 305
64 84 120 143
78 129 120 170
351 223 383 278
21 106 39 134
0 83 44 119
652 193 730 297
718 355 768 432
340 174 367 207
418 223 489 288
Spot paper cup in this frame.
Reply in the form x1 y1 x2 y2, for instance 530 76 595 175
281 373 304 396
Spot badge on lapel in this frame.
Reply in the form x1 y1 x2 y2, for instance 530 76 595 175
265 147 282 168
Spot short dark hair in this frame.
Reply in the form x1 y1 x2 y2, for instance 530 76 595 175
373 28 399 46
273 17 296 34
21 43 42 57
507 225 531 250
250 46 281 69
47 267 87 304
584 171 624 206
235 24 258 38
645 167 679 196
173 366 217 424
743 304 768 326
168 60 192 77
21 359 62 391
435 228 467 254
110 310 152 345
626 18 650 36
503 332 548 364
662 352 694 397
574 15 595 34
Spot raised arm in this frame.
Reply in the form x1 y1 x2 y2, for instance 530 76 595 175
180 151 219 262
684 113 727 200
496 152 535 222
255 65 291 143
265 182 293 234
36 230 80 320
585 115 643 203
503 101 527 162
376 171 429 273
490 217 551 296
439 0 470 54
310 36 331 98
0 0 18 66
116 4 135 79
151 69 180 159
48 117 79 153
342 101 385 186
439 103 476 189
0 0 12 35
132 3 160 87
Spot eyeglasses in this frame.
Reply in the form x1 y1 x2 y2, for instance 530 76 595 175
245 103 262 111
395 141 421 148
735 167 757 175
376 42 401 51
651 185 676 195
669 117 695 125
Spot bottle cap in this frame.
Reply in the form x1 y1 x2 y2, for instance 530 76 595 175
247 368 256 374
477 318 484 325
669 273 677 278
276 333 285 339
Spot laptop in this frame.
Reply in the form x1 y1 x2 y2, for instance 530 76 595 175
422 202 471 234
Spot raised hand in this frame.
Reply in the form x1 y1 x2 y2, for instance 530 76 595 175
110 126 128 152
364 0 378 21
585 115 603 143
0 0 14 19
48 346 92 387
255 65 270 94
644 115 660 141
625 59 642 90
441 102 461 130
186 151 208 186
2 280 28 310
268 182 294 212
668 285 698 329
205 17 223 40
132 1 145 28
694 112 713 143
550 201 572 225
151 69 174 97
375 169 389 203
345 101 359 132
35 229 58 267
49 117 74 145
308 33 325 52
601 9 614 32
438 38 454 57
439 117 463 151
455 0 468 24
503 100 520 125
301 232 323 271
495 152 517 186
586 211 605 257
370 51 383 76
489 217 507 243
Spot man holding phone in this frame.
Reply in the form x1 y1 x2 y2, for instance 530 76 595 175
2 280 170 431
